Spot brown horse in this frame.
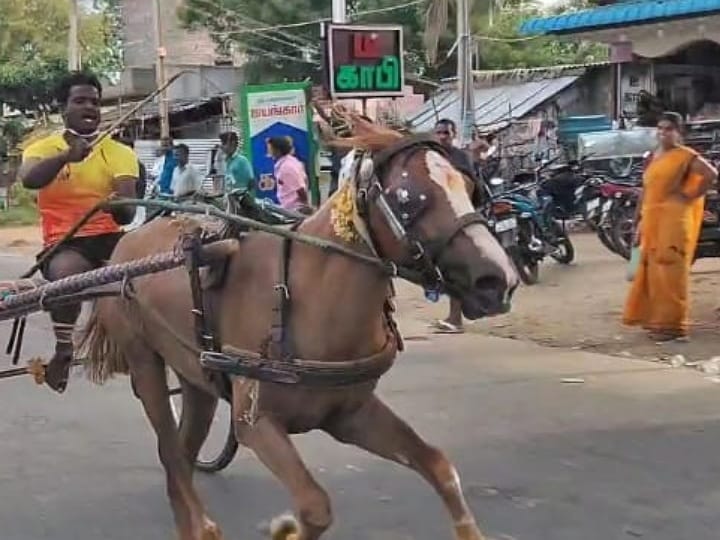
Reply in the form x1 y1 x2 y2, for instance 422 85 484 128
81 119 519 540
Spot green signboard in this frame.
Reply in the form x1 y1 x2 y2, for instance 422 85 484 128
327 24 404 99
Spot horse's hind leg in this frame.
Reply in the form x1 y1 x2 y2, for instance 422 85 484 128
236 417 332 540
327 395 486 540
129 353 223 540
177 375 219 464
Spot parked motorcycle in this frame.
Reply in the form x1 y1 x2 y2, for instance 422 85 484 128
489 176 574 285
692 190 720 262
585 178 640 260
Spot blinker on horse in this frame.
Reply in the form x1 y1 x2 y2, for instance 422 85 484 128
333 122 518 317
81 117 518 540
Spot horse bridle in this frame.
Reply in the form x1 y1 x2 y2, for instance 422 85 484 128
351 136 488 299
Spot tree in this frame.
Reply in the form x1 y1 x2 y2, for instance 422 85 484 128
0 0 123 114
473 4 608 69
180 0 458 84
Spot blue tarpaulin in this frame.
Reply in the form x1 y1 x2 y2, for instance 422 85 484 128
520 0 720 36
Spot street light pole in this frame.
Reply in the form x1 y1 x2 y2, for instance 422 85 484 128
152 0 170 139
332 0 347 23
68 0 80 71
457 0 475 147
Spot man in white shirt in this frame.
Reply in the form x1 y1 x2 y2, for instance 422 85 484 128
170 144 203 198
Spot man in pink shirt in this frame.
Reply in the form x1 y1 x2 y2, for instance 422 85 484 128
267 136 309 211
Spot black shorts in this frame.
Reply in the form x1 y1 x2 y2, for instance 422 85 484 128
38 232 124 278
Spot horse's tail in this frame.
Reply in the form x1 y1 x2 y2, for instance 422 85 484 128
79 303 129 384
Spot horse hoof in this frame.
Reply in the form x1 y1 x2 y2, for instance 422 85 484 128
200 517 224 540
270 513 300 540
454 519 487 540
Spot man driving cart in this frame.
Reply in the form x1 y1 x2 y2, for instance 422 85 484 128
17 72 139 393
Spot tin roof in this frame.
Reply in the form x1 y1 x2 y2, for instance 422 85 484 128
520 0 720 36
408 75 579 132
99 94 232 129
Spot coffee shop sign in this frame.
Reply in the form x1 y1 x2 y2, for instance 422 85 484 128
327 24 405 99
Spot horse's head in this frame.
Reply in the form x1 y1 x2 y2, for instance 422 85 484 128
334 118 518 319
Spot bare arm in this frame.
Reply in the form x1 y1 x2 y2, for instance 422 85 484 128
19 135 90 189
19 154 70 190
686 155 718 199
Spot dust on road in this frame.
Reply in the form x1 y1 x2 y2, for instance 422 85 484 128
396 232 720 363
0 225 41 255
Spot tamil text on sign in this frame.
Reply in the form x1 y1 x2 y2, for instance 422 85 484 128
327 24 404 99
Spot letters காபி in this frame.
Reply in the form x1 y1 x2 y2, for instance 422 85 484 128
335 56 400 93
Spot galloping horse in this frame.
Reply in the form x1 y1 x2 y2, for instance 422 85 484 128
81 118 519 540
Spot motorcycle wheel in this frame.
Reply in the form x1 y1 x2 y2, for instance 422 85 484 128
548 221 575 264
597 225 619 255
610 209 634 261
508 246 540 285
550 236 575 264
583 215 600 232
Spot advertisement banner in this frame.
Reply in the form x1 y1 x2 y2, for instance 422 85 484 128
240 82 319 205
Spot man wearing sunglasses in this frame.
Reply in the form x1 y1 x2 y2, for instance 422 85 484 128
431 118 480 334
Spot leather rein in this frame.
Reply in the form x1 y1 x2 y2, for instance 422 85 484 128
352 136 488 299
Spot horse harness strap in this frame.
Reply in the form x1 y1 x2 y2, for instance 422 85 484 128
352 138 488 295
176 218 398 386
183 232 220 353
267 224 297 362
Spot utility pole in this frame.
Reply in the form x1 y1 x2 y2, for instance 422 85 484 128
152 0 170 139
332 0 347 23
457 0 475 147
68 0 80 71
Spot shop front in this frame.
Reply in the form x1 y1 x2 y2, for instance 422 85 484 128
521 0 720 129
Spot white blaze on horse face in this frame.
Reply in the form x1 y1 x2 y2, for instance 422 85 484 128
338 149 357 189
424 150 514 279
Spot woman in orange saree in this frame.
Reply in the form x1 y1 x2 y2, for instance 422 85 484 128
623 112 717 341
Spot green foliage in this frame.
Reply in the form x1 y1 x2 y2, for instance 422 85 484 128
0 0 123 114
180 0 608 84
0 118 28 157
0 58 70 114
9 182 37 210
180 0 458 84
474 4 608 69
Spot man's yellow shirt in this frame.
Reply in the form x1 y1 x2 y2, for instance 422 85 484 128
22 133 139 246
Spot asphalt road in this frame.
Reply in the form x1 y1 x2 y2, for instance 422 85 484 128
1 253 720 540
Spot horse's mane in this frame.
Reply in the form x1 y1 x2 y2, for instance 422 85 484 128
329 113 404 152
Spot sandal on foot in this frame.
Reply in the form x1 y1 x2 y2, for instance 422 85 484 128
430 320 464 334
649 332 688 343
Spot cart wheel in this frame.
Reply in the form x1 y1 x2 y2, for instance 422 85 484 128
167 369 239 473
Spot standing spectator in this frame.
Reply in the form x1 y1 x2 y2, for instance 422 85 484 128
206 142 226 193
624 112 717 341
430 118 478 334
220 131 254 194
170 144 203 198
267 136 309 212
151 136 175 195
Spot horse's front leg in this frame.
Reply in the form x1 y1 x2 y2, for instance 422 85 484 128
235 415 332 540
129 353 223 540
326 394 485 540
